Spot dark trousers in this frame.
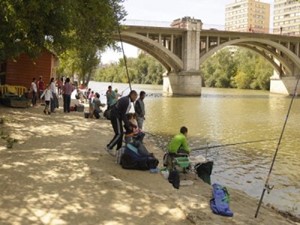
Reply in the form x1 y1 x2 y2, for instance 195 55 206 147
63 94 71 112
93 110 100 119
44 100 50 113
31 92 37 106
51 93 58 112
107 116 123 150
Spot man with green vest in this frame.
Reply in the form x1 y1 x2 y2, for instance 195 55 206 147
166 126 190 170
168 126 191 154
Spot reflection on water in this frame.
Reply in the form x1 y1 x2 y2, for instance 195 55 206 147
88 81 300 217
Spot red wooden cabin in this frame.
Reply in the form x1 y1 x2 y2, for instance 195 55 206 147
1 50 58 89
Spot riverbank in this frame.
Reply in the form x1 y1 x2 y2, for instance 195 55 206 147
0 105 299 225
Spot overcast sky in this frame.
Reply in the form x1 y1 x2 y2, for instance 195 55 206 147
101 0 274 63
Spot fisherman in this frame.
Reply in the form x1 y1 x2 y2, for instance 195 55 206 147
166 126 191 170
167 126 191 155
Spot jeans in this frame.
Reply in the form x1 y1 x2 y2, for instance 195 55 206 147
63 94 71 112
51 93 58 112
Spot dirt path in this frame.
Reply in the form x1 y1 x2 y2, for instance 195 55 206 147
0 106 298 225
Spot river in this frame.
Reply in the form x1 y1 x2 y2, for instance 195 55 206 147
88 81 300 217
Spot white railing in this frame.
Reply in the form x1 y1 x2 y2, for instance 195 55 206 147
121 19 171 27
121 19 300 36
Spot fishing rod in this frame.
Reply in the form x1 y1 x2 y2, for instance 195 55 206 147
191 138 277 152
255 75 300 218
120 86 130 96
112 1 132 92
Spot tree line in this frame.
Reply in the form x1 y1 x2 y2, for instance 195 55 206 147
94 53 165 85
201 48 273 90
95 48 274 90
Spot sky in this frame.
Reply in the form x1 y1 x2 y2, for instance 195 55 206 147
101 0 274 64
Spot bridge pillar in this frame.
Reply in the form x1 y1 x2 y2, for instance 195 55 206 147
270 76 300 95
163 71 202 96
164 17 203 96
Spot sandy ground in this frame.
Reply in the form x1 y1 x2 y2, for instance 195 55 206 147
0 103 299 225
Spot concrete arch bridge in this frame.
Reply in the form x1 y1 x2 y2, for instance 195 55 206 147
112 17 300 96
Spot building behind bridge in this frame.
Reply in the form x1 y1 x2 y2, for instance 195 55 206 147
273 0 300 36
225 0 270 33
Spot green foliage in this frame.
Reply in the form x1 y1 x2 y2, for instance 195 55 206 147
94 53 165 85
0 0 126 62
57 45 100 85
201 48 273 90
201 48 237 88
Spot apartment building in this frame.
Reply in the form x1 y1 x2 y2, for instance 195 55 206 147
225 0 270 33
273 0 300 35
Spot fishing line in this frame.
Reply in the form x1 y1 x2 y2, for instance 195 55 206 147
190 138 277 152
255 75 300 218
112 1 132 92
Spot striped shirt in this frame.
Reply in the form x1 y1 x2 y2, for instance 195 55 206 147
63 83 74 95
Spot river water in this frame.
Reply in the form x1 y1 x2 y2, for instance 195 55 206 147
88 81 300 217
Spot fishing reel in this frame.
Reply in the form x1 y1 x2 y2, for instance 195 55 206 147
264 184 274 194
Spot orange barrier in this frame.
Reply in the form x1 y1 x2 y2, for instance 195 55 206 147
0 85 27 96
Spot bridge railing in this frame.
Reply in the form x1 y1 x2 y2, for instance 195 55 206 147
122 19 300 36
122 19 226 29
121 19 172 28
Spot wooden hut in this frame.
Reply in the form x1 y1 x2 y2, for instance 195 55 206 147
3 50 58 89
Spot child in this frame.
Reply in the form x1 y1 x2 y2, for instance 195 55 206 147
125 113 145 143
40 85 53 115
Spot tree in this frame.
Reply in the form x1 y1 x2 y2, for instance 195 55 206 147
234 71 252 89
0 0 126 62
201 48 237 88
201 47 273 90
94 53 165 85
57 45 100 86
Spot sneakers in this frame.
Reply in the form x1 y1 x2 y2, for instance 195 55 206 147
105 147 115 156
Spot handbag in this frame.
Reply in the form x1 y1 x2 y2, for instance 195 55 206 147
104 108 112 120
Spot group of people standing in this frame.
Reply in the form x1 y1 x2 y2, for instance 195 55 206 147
30 76 74 115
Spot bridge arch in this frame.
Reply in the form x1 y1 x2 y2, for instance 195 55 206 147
112 31 183 72
199 38 300 77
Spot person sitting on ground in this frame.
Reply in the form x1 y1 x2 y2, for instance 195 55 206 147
92 92 105 119
124 113 145 143
166 126 191 170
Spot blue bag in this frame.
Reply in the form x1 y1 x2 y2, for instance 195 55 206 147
210 183 234 217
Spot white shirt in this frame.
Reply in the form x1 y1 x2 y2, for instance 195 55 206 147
31 82 37 93
41 89 53 101
50 82 56 94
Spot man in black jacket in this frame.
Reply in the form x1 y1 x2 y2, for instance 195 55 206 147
106 90 138 155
